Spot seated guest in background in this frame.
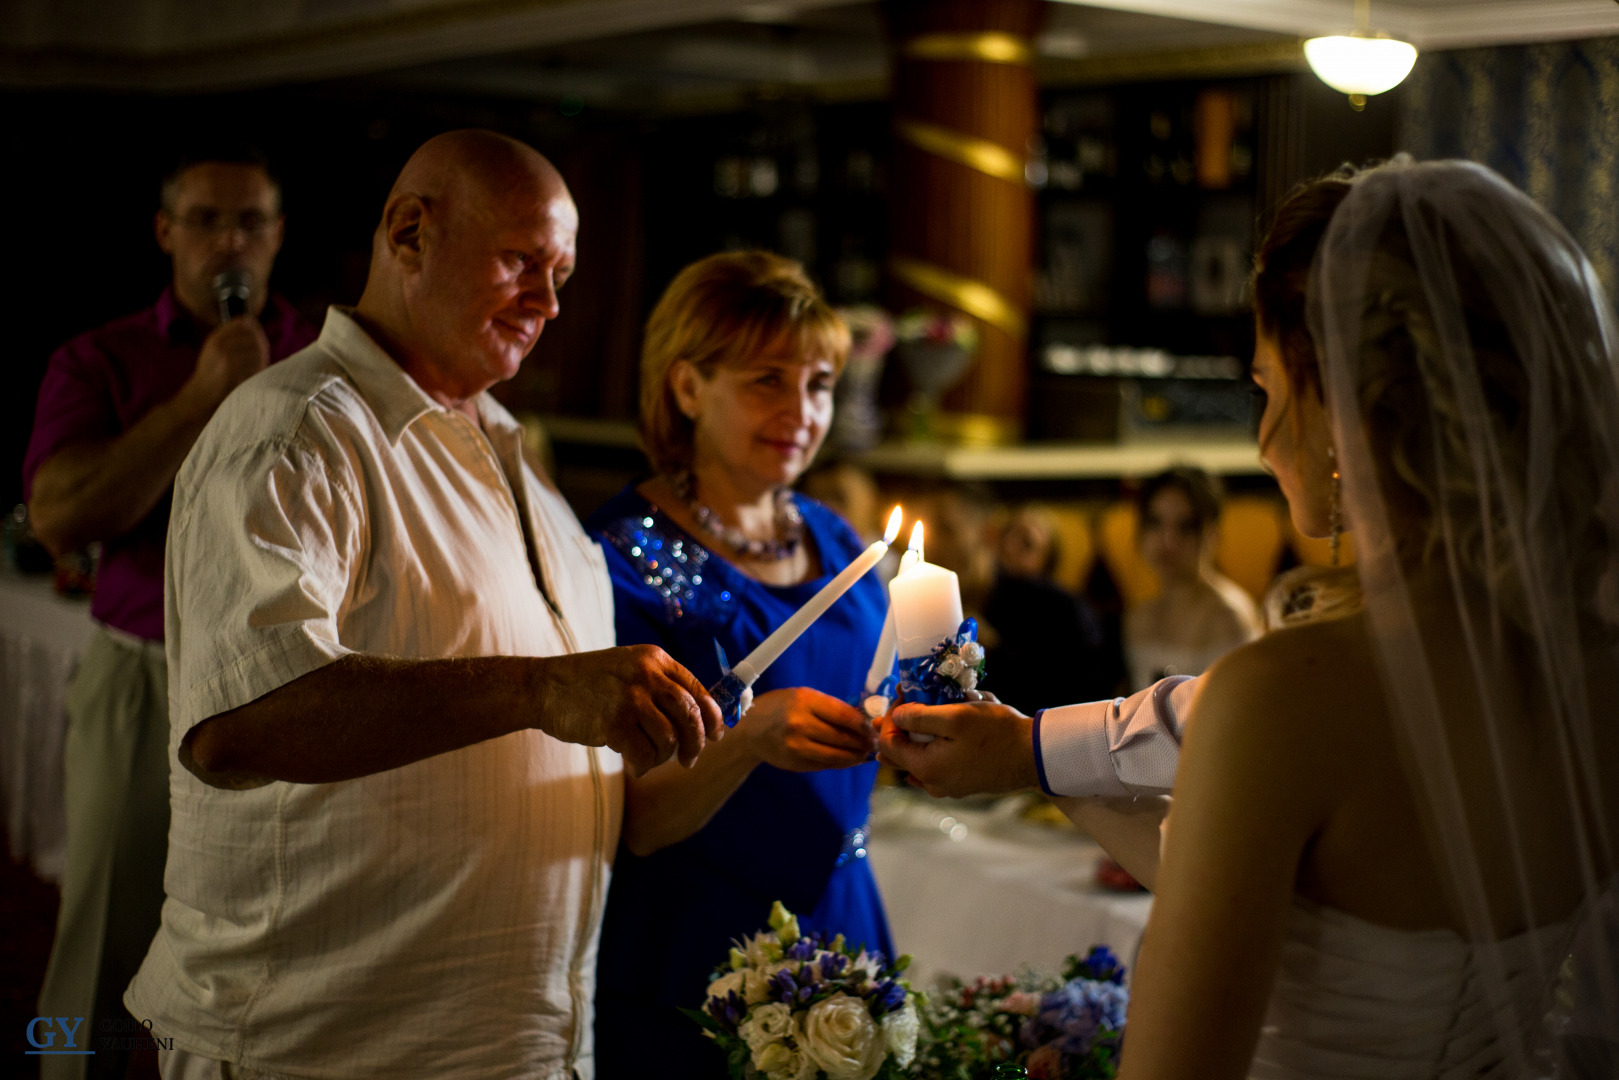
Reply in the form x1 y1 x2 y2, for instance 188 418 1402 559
918 483 998 616
22 143 315 1080
996 502 1061 582
1124 466 1261 689
126 130 720 1080
984 502 1120 711
589 251 886 1080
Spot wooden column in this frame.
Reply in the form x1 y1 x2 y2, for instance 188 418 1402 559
886 0 1044 442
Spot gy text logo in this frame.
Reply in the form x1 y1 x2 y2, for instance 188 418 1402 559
26 1016 94 1055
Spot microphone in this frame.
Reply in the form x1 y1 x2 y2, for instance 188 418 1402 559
213 268 253 323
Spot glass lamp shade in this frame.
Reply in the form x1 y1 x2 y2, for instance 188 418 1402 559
1304 35 1418 96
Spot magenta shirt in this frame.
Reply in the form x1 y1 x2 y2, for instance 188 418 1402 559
23 287 318 641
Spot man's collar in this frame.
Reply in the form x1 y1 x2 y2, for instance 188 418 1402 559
156 286 200 343
320 307 443 445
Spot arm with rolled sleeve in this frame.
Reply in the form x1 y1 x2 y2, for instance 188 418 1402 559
1033 676 1198 798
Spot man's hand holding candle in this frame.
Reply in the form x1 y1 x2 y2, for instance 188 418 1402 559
876 697 1040 798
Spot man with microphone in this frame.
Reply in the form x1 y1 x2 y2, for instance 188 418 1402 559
23 144 314 1080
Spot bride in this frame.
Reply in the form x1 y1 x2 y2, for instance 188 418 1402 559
890 158 1619 1078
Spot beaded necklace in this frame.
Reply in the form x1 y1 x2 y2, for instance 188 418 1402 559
672 470 803 561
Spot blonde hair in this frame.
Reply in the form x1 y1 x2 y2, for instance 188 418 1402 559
639 251 850 478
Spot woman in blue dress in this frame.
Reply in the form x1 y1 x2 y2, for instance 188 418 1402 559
588 251 893 1079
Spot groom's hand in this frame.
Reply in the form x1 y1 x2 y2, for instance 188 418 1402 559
534 645 723 776
877 701 1040 798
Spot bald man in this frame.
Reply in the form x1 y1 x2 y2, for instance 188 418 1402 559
125 131 721 1080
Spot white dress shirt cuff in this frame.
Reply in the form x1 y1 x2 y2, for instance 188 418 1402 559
1033 675 1196 798
1034 701 1132 798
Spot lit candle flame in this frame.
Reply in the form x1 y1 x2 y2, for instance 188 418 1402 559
883 506 903 545
907 520 924 560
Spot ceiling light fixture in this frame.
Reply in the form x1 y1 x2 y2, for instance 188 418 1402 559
1304 0 1417 111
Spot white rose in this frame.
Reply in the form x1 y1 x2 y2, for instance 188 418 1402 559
740 1002 796 1054
755 1040 818 1080
960 642 985 666
707 969 745 1002
937 656 965 679
706 968 768 1005
960 668 978 691
880 1001 920 1068
800 992 885 1080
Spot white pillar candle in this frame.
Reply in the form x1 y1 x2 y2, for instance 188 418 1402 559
731 506 903 687
890 560 964 659
880 524 959 737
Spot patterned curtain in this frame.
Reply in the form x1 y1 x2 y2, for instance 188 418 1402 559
1400 37 1619 294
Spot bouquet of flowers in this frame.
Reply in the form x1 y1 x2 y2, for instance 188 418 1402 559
690 901 923 1080
839 305 898 362
895 308 980 354
913 948 1128 1080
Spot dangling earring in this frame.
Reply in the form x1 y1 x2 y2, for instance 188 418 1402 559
1327 445 1343 567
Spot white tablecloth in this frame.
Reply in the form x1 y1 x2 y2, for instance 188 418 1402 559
0 574 95 882
867 788 1152 990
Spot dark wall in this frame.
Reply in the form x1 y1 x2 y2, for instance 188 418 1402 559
1398 36 1619 297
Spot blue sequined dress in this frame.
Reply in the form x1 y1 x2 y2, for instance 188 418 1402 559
587 486 893 1080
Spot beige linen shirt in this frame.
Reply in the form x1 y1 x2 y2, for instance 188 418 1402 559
127 308 623 1080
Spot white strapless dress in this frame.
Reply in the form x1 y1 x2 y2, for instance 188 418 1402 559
1249 897 1575 1079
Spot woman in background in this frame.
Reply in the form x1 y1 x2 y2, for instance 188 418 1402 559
588 251 891 1079
1124 466 1261 689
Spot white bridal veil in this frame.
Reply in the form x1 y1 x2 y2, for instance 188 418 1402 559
1308 159 1619 1077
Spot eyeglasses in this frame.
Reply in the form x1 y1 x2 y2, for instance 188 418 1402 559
165 209 278 236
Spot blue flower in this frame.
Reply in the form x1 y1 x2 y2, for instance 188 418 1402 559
786 936 819 962
768 969 815 1006
864 977 908 1018
706 990 747 1034
1026 979 1129 1055
1070 945 1126 985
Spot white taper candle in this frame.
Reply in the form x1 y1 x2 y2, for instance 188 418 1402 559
863 535 921 694
731 506 903 687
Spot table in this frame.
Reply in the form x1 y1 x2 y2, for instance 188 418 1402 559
0 574 95 882
866 787 1152 990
